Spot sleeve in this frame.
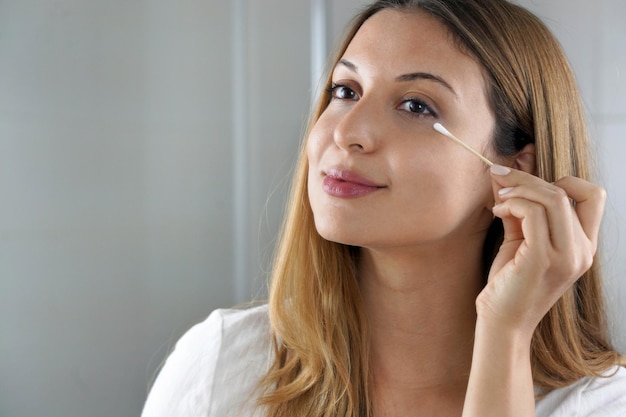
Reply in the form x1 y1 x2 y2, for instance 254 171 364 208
535 366 626 417
578 366 626 417
141 311 224 417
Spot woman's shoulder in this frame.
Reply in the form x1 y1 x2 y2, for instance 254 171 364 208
205 303 273 364
536 366 626 417
170 303 271 363
142 303 272 417
198 303 271 343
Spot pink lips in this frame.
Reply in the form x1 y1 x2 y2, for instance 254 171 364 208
322 168 385 198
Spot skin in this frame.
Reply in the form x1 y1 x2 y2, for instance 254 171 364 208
306 9 606 417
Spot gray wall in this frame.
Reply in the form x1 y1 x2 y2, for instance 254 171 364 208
0 1 623 417
0 1 309 416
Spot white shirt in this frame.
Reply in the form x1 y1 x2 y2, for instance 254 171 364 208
142 305 626 417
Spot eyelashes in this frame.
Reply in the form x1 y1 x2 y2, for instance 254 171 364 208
326 83 357 100
398 97 438 118
326 83 439 118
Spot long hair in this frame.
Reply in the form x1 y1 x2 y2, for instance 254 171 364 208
258 1 623 415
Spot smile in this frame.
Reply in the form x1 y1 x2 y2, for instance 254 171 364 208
322 169 386 198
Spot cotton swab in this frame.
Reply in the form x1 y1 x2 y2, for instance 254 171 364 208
433 123 494 167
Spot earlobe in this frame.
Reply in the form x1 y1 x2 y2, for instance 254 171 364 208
512 143 536 175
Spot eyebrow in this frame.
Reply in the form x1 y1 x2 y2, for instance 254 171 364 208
337 58 458 98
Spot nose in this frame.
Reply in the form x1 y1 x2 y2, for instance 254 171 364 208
333 96 383 153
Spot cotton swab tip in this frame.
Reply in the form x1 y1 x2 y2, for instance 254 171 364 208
433 122 450 136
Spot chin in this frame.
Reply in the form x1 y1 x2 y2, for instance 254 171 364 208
313 219 363 247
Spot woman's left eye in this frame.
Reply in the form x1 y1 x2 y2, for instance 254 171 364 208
399 98 437 117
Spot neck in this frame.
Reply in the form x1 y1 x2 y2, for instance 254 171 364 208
358 239 485 394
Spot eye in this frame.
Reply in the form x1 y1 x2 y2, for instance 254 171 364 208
327 83 358 101
399 98 437 118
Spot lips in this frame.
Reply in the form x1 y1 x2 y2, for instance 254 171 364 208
322 168 386 198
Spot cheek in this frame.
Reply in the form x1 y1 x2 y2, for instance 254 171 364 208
306 136 320 169
399 155 492 215
305 121 328 167
305 125 327 210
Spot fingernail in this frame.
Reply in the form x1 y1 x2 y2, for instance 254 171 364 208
491 164 511 176
498 187 514 196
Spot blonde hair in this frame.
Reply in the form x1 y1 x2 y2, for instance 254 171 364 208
258 0 623 415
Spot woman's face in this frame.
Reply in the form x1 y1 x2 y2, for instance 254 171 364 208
307 9 498 251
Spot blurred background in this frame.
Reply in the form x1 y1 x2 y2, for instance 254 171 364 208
1 1 624 416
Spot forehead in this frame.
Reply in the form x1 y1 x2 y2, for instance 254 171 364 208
340 9 486 96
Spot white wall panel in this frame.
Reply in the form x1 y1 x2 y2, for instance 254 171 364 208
598 120 626 350
518 0 626 351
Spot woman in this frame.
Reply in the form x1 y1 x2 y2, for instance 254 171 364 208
142 0 626 416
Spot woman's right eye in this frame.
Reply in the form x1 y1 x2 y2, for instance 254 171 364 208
327 83 358 100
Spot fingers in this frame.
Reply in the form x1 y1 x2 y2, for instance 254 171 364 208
493 178 576 253
490 165 606 276
483 166 606 332
553 176 606 246
498 184 575 250
491 196 551 256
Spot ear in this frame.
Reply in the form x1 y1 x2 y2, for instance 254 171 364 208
512 143 536 175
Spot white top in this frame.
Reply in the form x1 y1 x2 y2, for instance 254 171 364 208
142 304 626 417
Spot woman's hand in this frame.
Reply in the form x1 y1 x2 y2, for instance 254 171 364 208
479 164 606 335
462 165 606 417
